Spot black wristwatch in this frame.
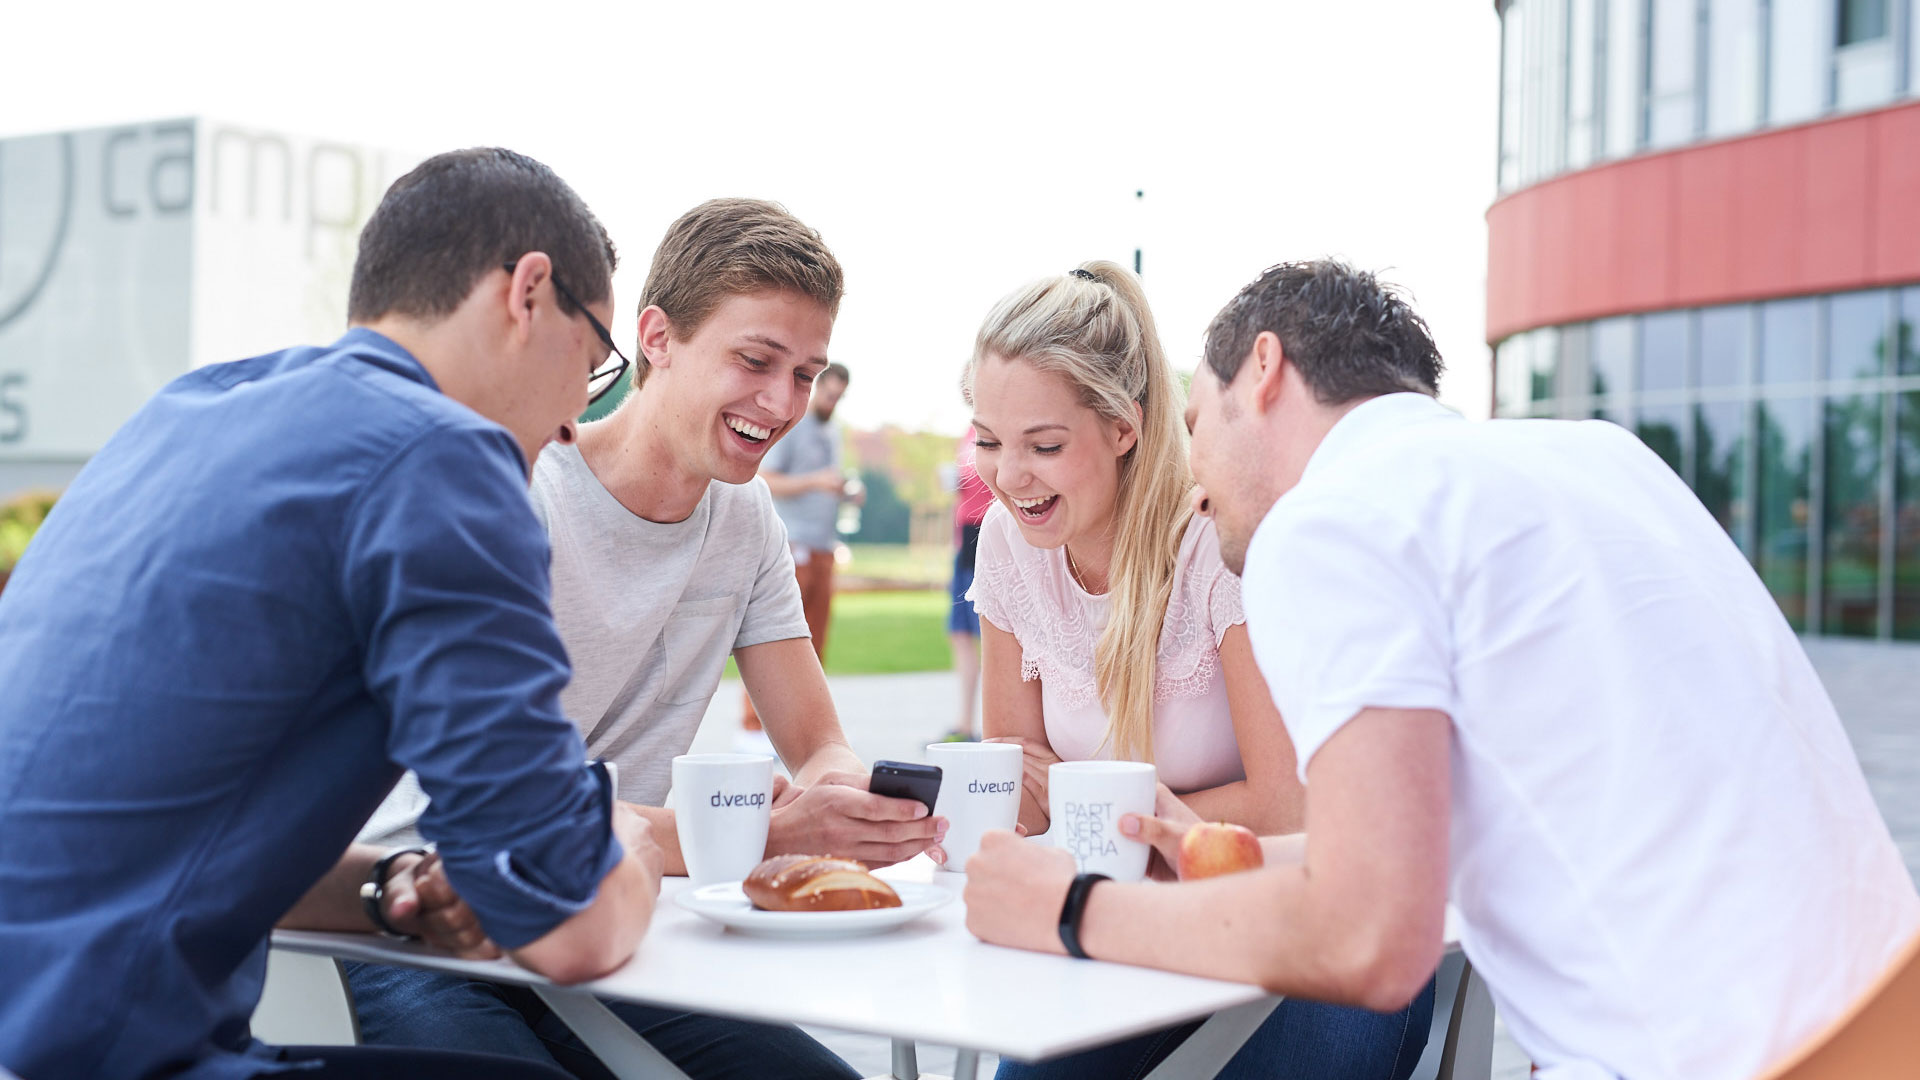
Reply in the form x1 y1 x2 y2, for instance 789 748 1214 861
1057 872 1110 960
359 847 429 940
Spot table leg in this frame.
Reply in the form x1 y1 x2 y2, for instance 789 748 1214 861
952 1048 980 1080
890 1038 919 1079
1137 996 1282 1080
530 985 695 1080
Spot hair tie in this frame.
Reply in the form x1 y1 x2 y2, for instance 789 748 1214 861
1068 268 1098 281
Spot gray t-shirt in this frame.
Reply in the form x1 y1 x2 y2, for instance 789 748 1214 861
763 411 842 551
360 442 809 846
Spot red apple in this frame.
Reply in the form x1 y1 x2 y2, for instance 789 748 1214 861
1177 821 1264 880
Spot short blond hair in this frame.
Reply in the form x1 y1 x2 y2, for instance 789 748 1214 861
635 198 843 387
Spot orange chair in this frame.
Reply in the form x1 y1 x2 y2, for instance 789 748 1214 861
1755 928 1920 1079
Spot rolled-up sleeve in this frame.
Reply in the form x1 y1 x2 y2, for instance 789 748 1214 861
1240 495 1455 783
735 484 809 649
341 422 622 949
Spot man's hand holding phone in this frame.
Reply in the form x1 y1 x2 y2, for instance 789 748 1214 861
766 763 946 867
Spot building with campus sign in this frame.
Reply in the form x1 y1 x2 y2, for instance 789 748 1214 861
0 120 413 498
1488 0 1920 640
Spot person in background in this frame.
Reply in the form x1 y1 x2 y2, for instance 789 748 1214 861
943 425 995 741
947 261 1430 1080
740 361 859 752
0 147 662 1080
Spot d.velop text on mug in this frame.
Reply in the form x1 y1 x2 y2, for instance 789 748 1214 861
927 742 1023 870
671 753 775 887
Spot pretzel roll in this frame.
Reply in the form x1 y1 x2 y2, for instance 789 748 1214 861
742 854 902 911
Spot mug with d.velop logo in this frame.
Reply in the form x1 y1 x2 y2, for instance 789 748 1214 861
672 753 774 886
927 741 1023 870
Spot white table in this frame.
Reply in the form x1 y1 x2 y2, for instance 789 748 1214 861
272 857 1287 1080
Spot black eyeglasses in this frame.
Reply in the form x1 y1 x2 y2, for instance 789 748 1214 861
503 260 631 405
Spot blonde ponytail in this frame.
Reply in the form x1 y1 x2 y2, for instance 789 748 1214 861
961 261 1192 762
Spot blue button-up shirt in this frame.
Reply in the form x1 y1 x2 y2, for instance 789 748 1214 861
0 330 621 1080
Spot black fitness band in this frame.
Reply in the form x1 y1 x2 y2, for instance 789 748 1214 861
1057 872 1110 959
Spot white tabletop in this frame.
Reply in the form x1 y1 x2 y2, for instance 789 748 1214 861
272 857 1276 1062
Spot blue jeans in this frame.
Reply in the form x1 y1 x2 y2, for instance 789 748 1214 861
995 978 1435 1080
345 962 859 1080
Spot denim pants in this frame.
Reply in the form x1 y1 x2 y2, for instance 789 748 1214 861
344 962 859 1080
995 977 1435 1080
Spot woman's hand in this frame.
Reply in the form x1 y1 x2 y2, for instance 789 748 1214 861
985 735 1061 834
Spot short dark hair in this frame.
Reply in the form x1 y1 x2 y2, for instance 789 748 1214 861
1202 260 1443 404
820 362 850 385
348 148 616 324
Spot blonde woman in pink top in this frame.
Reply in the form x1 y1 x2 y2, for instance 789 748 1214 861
955 263 1304 840
939 262 1431 1080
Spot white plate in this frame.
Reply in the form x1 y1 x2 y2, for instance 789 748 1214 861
675 880 954 938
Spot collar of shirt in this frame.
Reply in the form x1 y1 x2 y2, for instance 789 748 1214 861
334 326 441 392
1297 391 1460 488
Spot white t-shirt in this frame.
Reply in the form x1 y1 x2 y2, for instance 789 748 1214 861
1241 392 1919 1080
967 505 1248 792
361 443 808 845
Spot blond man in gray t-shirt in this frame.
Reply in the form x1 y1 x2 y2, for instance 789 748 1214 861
352 199 939 1080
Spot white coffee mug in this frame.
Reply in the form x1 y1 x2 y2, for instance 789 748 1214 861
671 753 774 886
1048 761 1157 882
926 742 1023 870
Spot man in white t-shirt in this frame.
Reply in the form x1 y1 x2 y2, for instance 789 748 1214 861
351 199 940 1080
963 260 1919 1080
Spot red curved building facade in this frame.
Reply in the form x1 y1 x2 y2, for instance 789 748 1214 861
1488 0 1920 639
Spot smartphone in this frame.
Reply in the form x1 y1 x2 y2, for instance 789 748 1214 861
869 760 942 814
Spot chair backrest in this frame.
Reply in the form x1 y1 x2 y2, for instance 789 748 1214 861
1756 928 1920 1080
250 948 360 1047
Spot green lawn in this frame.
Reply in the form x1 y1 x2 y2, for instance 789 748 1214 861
726 588 955 677
844 543 952 588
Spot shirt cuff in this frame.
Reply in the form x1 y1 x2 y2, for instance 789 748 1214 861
454 831 624 950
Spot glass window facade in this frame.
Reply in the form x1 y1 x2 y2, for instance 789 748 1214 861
1497 0 1913 194
1900 288 1920 376
1568 0 1601 168
1604 0 1645 159
1591 316 1635 400
1897 391 1920 637
1494 289 1920 639
1770 1 1832 123
1647 0 1700 147
1830 290 1891 380
1707 0 1765 136
1758 396 1817 630
1840 0 1891 45
1640 310 1691 392
1698 305 1751 389
1762 298 1818 385
1824 392 1885 635
1638 400 1691 476
1695 399 1752 551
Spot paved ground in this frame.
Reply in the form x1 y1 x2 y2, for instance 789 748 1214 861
688 637 1920 1078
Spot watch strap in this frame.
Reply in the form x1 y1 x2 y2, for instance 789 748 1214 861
1057 872 1110 960
359 847 429 939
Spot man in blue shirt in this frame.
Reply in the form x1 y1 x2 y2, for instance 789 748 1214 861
0 148 663 1080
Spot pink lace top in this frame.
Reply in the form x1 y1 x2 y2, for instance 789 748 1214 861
965 503 1249 793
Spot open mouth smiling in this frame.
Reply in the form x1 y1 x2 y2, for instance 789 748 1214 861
726 415 773 447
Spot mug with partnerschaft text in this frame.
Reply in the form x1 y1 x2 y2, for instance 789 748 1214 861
1048 761 1157 882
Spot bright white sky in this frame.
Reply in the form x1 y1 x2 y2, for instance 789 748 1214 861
4 0 1501 433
